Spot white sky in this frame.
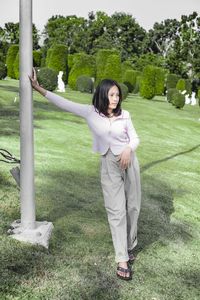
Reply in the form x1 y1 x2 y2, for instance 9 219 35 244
0 0 200 32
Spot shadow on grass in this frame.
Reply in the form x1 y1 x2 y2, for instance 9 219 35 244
0 85 19 93
141 144 200 172
0 166 193 298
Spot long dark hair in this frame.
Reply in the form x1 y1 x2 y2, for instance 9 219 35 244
92 79 122 117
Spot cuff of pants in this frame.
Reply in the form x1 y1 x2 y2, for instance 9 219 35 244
115 255 129 263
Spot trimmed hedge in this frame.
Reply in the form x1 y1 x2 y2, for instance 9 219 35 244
6 44 19 78
166 73 180 90
167 88 179 103
133 75 142 94
119 83 129 100
0 62 7 79
154 67 166 95
46 45 68 83
13 52 20 80
122 70 137 92
37 67 58 91
140 65 156 99
76 75 94 93
33 50 42 67
68 53 96 90
176 79 186 92
103 54 122 83
95 49 120 86
172 92 185 109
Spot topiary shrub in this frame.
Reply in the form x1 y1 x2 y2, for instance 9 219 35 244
140 65 156 99
197 89 200 106
76 75 94 93
33 50 42 67
46 44 68 83
95 49 120 86
68 53 96 90
176 78 186 92
154 67 166 95
103 54 122 83
166 73 181 90
0 62 7 79
119 83 129 100
122 70 137 92
6 44 19 78
37 67 57 91
166 88 179 103
13 52 19 80
172 92 185 109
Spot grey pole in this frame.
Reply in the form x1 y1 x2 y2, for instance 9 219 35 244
9 0 53 247
19 0 36 230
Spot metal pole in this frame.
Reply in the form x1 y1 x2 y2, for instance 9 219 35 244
19 0 36 229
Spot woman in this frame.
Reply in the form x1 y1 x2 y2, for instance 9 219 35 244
29 69 141 281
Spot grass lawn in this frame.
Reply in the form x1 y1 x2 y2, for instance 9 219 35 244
0 79 200 300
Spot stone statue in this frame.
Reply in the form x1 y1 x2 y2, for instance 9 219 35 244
57 71 65 92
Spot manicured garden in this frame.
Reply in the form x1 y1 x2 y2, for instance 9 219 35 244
0 79 199 299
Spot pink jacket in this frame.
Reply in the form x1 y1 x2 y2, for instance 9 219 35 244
45 91 140 155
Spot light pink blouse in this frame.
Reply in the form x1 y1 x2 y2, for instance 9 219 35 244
45 91 140 155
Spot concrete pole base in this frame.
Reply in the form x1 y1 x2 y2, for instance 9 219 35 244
8 220 54 249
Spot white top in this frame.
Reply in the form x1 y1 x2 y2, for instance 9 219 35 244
45 91 140 155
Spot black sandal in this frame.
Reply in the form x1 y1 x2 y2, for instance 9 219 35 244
116 266 132 281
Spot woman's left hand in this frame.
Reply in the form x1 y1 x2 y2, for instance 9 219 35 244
118 146 132 170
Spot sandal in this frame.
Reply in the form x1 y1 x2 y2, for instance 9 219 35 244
128 250 136 264
116 266 132 281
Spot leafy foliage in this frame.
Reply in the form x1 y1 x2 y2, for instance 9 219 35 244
166 88 179 103
140 65 156 99
33 50 42 67
5 44 19 78
122 70 137 92
37 67 58 91
76 75 94 93
103 54 122 83
0 61 7 79
176 79 186 92
172 92 185 109
68 53 96 90
46 45 68 83
166 74 181 90
119 83 129 100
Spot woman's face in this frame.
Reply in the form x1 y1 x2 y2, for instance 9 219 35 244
107 85 120 112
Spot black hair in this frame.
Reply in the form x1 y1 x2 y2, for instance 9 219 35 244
92 79 122 117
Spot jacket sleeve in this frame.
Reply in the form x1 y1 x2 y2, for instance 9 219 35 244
45 91 90 118
126 114 140 152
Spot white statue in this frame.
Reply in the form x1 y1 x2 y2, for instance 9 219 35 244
57 71 65 92
191 92 197 105
185 94 191 104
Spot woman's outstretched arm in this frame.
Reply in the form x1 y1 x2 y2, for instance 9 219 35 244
29 68 90 118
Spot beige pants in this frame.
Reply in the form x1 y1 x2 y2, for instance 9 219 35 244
100 148 141 263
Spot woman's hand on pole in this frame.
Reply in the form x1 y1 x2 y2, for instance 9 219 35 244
28 68 47 96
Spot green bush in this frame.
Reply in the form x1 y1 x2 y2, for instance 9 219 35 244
166 88 179 103
119 83 129 100
197 89 200 106
76 75 94 93
185 79 192 96
176 79 186 92
140 65 156 99
37 67 58 91
95 49 120 86
122 70 137 92
103 54 122 83
172 92 185 109
6 44 19 78
0 61 7 79
46 45 68 83
33 50 42 67
13 52 19 80
166 73 180 90
133 75 141 94
154 67 166 95
68 53 96 90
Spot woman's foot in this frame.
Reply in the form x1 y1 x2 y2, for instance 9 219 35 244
116 262 132 280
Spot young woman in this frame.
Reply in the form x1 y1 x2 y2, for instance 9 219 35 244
29 69 141 281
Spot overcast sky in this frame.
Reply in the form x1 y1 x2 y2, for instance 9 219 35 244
1 0 200 32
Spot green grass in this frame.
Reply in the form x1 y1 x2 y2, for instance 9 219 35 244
0 79 200 300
